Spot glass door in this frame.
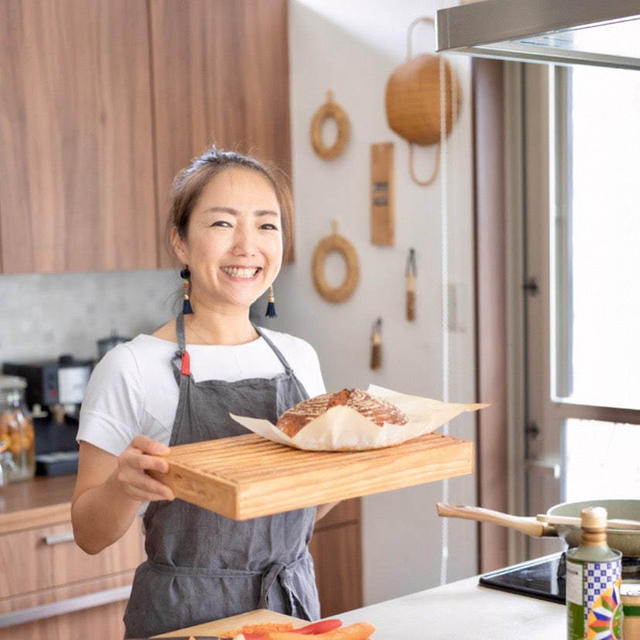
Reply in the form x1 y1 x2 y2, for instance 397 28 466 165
521 62 640 560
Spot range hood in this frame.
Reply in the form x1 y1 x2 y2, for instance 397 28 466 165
436 0 640 70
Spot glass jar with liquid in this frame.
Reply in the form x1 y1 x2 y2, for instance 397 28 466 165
0 375 35 482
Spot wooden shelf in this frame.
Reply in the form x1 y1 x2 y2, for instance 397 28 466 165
151 432 474 520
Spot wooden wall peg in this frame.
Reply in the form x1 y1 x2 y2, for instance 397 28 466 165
370 143 394 246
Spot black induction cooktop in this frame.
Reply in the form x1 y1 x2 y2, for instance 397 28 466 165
480 551 640 604
479 552 566 604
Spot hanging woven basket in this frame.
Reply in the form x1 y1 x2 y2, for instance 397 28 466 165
384 17 463 185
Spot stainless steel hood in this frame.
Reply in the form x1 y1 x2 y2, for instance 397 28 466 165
436 0 640 70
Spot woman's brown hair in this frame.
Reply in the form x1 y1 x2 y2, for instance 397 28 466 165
167 147 293 262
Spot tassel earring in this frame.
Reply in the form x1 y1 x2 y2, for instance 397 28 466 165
265 285 277 318
180 267 194 315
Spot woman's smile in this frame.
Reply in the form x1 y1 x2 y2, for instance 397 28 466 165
220 265 262 279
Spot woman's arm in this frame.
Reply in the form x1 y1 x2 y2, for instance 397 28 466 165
71 436 174 554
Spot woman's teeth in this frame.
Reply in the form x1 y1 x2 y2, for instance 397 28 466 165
221 266 260 279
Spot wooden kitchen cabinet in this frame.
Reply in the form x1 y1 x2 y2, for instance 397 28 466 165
0 476 145 640
0 0 291 273
310 498 363 617
149 0 291 266
0 0 157 273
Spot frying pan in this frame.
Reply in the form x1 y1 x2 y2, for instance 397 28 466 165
437 499 640 557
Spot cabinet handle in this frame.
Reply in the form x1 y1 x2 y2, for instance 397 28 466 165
0 585 132 628
43 531 75 545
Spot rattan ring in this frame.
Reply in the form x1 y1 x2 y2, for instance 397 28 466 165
310 91 350 160
312 222 359 303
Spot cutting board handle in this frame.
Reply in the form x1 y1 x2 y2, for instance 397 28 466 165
436 503 555 538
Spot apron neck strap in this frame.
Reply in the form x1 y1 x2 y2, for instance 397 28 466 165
254 325 293 375
175 313 191 376
176 313 187 353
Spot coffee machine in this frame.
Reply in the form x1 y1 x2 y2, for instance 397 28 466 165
2 355 93 475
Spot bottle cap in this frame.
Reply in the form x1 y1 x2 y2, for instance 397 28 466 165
581 506 608 529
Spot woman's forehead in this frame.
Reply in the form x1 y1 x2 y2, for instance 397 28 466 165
198 167 280 211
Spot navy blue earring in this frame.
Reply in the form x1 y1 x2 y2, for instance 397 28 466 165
180 267 194 314
265 285 277 318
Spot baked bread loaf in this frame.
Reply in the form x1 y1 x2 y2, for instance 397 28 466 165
277 388 408 437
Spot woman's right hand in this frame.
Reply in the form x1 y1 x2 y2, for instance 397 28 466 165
113 435 175 502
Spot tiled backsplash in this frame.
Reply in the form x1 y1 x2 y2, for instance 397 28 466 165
0 270 182 363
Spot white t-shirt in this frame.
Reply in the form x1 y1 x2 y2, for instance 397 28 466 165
77 328 325 456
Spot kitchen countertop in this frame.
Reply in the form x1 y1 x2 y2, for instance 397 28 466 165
337 576 564 639
0 473 75 534
160 573 565 638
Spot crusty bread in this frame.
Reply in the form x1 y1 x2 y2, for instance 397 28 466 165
277 388 408 437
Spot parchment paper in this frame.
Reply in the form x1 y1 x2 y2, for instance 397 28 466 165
230 384 488 451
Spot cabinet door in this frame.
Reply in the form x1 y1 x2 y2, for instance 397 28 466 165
149 0 291 267
0 0 157 273
310 499 363 617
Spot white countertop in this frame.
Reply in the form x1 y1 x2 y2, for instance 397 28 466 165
337 575 565 639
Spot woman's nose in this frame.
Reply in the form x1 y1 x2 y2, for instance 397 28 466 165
232 224 257 255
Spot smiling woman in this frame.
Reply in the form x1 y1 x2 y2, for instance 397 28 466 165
71 148 334 638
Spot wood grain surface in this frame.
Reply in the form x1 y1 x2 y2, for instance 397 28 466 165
154 608 305 638
370 143 394 246
0 474 76 534
0 0 157 273
149 432 473 520
0 519 144 602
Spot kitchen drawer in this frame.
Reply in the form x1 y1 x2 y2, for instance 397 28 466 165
0 572 133 620
3 593 128 640
0 519 145 600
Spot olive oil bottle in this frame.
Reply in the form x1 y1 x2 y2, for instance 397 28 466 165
566 506 623 639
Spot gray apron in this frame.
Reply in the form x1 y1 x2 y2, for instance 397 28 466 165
123 314 320 638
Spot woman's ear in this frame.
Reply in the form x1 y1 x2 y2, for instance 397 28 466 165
170 227 188 264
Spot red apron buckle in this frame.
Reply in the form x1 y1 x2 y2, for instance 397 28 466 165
180 350 191 376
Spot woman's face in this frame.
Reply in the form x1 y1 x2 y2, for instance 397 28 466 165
173 168 283 312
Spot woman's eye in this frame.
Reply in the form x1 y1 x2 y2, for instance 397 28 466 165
211 220 232 228
260 223 279 231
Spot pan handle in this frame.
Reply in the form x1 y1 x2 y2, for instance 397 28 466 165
436 503 557 538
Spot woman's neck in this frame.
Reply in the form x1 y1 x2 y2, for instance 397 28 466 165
183 306 258 346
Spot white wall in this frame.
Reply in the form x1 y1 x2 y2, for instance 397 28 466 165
267 0 478 606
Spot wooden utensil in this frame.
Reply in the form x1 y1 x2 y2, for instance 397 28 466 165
149 433 472 520
436 503 557 537
536 513 640 531
406 248 416 321
370 317 382 370
370 142 394 245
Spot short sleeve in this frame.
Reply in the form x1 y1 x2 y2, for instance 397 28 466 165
77 344 144 456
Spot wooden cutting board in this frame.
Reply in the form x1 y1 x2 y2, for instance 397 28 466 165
153 608 305 637
149 432 473 520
